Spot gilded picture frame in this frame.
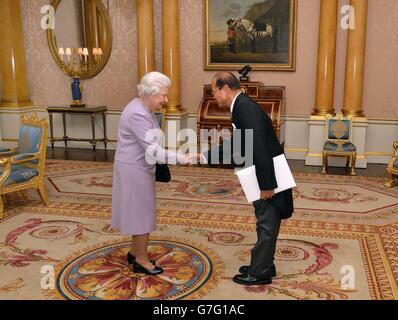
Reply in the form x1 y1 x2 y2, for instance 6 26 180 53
204 0 297 71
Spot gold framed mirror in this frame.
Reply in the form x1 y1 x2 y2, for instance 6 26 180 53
47 0 113 80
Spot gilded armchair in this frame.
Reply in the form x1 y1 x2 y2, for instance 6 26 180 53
0 113 49 219
385 140 398 188
322 112 357 176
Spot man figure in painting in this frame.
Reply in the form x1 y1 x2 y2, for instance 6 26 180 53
226 19 237 53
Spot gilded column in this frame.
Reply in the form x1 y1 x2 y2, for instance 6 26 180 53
342 0 368 117
162 0 183 113
313 0 338 116
137 0 155 79
0 0 32 108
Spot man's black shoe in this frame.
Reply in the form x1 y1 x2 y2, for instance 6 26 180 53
233 273 272 286
238 264 276 277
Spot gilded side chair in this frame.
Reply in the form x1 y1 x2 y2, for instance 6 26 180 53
0 113 49 219
384 140 398 188
322 112 357 176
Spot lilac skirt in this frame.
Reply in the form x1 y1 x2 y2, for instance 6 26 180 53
111 161 156 235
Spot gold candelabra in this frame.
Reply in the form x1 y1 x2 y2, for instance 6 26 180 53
57 47 103 107
58 47 103 77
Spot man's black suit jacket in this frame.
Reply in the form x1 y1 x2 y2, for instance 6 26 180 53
224 93 294 219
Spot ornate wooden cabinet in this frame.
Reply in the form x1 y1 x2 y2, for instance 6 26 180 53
197 81 286 148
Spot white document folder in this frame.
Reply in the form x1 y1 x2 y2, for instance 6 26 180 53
235 154 296 203
272 154 297 193
235 166 260 203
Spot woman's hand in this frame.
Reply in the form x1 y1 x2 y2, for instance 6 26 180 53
182 154 193 165
186 153 204 164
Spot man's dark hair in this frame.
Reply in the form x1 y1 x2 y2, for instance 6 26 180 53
214 71 241 90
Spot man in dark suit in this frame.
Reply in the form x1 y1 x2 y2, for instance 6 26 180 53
208 71 294 285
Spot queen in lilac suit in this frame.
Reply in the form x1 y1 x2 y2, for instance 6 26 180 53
112 72 191 276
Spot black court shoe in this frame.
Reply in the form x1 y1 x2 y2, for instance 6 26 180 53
233 273 272 286
127 252 155 265
238 264 276 277
127 252 135 264
133 261 163 275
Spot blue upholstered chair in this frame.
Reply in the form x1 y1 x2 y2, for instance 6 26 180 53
322 112 357 176
0 113 49 219
385 140 398 188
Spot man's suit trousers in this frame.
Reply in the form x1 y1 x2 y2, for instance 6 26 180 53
249 199 281 277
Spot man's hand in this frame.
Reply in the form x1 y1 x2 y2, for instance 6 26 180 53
260 190 275 200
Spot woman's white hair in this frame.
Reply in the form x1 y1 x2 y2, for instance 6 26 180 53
137 71 171 97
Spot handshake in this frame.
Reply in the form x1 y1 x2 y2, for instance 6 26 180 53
183 153 207 165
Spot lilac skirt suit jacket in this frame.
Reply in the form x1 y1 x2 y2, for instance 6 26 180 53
112 98 186 235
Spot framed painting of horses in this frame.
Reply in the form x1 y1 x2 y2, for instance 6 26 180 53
204 0 297 71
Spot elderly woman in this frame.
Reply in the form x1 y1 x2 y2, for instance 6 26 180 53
112 71 191 275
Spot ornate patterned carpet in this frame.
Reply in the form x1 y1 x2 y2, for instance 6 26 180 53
0 160 397 300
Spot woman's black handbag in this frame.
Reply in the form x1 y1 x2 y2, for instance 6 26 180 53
155 163 171 182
